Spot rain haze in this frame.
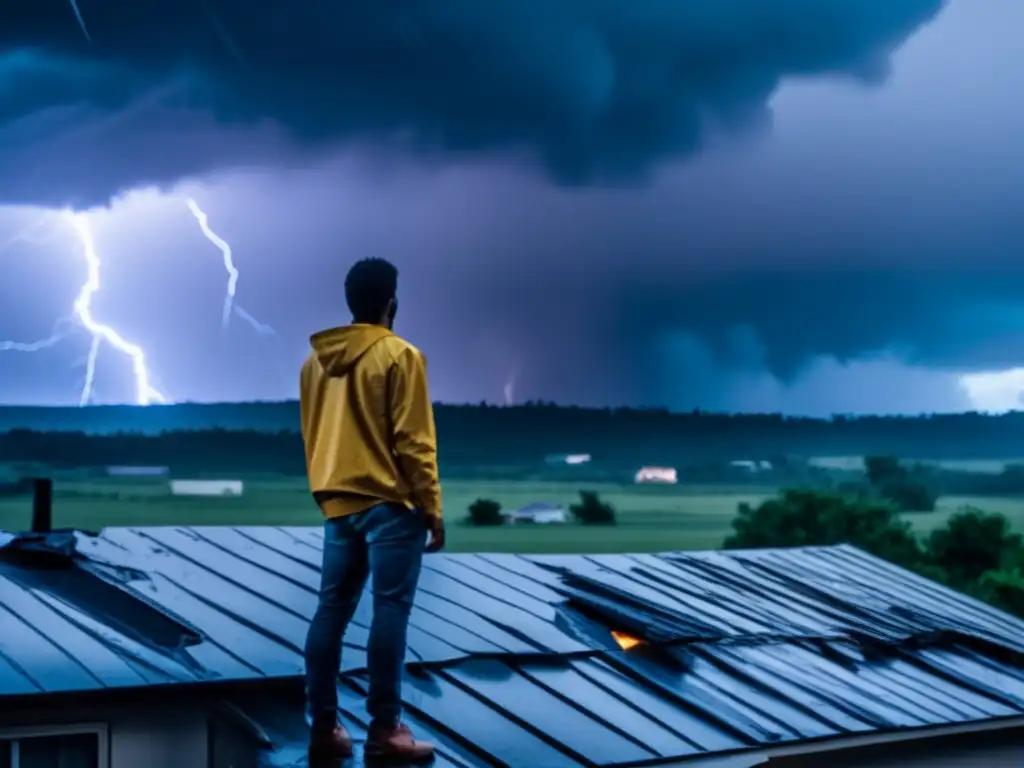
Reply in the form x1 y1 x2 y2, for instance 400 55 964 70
1 0 1023 415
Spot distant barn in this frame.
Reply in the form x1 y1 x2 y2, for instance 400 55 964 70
728 459 773 473
506 502 568 524
106 465 169 477
544 453 592 466
169 479 244 497
634 466 678 484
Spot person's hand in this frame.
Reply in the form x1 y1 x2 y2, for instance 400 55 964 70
425 514 446 553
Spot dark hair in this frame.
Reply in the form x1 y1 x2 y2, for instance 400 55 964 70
345 258 398 322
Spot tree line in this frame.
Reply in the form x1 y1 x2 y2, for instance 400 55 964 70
7 403 1024 472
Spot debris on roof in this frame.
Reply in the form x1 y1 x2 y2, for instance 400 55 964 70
2 526 1024 767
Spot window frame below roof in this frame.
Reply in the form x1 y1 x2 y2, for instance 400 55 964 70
0 722 108 768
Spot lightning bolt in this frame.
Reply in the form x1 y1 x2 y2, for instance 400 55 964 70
68 0 93 42
1 211 165 405
185 198 274 335
65 212 166 406
67 0 93 43
4 200 273 405
503 369 518 406
0 333 65 353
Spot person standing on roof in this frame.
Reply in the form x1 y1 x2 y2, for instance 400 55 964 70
300 257 444 763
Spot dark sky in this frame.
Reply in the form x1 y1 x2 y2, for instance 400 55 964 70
2 0 1023 414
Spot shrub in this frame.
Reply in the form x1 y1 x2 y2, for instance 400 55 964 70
863 455 937 512
467 498 504 527
570 490 617 525
883 480 937 512
724 488 925 571
927 508 1023 586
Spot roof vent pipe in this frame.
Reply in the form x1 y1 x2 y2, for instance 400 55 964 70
31 477 53 534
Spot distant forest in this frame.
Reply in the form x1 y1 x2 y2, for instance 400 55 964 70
3 402 1024 476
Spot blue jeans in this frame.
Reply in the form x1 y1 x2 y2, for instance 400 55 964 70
304 503 426 728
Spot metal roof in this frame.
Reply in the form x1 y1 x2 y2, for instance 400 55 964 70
2 526 1024 767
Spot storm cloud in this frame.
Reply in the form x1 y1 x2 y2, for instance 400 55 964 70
1 0 943 206
4 0 1024 413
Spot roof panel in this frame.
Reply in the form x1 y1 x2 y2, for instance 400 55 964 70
569 658 746 754
741 643 925 729
0 573 138 691
4 525 1024 766
229 527 322 569
0 653 38 696
91 530 305 678
443 658 654 765
521 661 701 759
477 553 569 590
28 589 200 686
679 650 835 741
696 644 876 734
422 559 561 621
452 555 568 605
138 527 318 618
334 682 489 768
411 590 539 655
387 668 580 768
916 648 1024 708
879 655 1016 720
628 553 835 635
731 547 1024 649
606 650 785 745
0 595 90 694
188 527 321 588
415 569 587 655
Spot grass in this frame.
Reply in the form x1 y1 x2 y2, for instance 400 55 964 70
0 471 768 553
1 467 1022 554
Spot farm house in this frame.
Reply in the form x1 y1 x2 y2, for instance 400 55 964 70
634 466 678 484
728 460 773 473
169 479 244 497
506 502 568 524
544 453 592 466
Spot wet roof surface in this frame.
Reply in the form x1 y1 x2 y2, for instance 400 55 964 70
2 526 1024 766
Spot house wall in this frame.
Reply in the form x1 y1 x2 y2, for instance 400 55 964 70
111 707 209 768
0 697 263 768
208 714 264 768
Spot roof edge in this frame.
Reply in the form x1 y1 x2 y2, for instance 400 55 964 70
671 714 1024 766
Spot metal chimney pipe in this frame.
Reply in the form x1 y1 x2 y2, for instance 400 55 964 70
31 477 53 533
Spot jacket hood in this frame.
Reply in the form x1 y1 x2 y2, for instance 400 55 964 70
309 324 393 376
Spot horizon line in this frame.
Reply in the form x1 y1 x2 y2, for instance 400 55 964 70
0 400 1022 420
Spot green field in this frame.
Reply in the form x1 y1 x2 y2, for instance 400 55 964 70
2 470 1022 554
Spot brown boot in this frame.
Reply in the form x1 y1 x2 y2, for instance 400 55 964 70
308 718 353 761
364 722 435 763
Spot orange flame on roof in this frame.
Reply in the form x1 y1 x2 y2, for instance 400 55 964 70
611 630 644 650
